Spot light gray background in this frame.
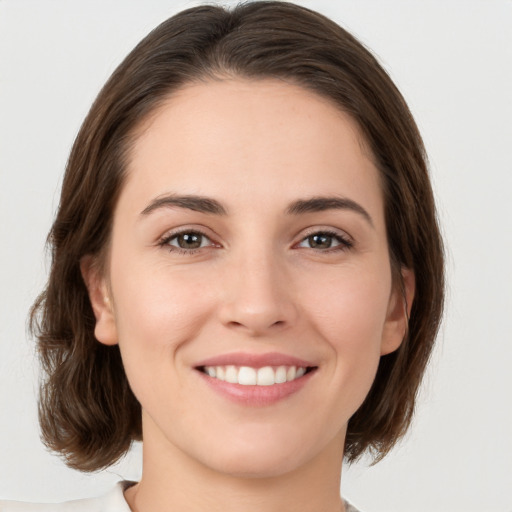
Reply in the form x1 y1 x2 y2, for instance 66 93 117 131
1 1 511 511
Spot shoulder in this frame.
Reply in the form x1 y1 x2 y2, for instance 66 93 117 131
0 481 133 512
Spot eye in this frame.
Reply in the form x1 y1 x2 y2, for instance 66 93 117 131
297 231 352 251
160 230 214 252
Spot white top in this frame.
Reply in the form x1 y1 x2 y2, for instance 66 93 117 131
0 482 133 512
0 481 361 512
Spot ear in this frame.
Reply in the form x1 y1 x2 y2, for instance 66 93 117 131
80 255 118 346
380 267 415 356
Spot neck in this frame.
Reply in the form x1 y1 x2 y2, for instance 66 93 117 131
125 416 346 512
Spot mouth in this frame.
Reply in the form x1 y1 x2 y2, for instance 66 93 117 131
197 364 316 386
193 352 318 404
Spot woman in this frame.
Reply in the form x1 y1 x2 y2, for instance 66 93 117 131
1 2 444 511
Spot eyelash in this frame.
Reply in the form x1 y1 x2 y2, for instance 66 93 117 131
158 229 215 255
158 228 353 255
297 229 353 252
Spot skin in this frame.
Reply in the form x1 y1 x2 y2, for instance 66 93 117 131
82 79 414 512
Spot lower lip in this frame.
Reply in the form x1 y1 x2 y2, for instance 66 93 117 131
197 370 315 406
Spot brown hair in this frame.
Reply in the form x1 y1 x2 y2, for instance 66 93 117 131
31 1 444 471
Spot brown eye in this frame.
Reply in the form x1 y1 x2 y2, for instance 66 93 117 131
178 233 202 249
297 231 352 251
166 231 210 250
307 233 334 249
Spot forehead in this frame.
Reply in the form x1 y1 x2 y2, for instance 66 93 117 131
132 77 371 162
121 78 383 222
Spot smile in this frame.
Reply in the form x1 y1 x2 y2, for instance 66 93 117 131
200 365 310 386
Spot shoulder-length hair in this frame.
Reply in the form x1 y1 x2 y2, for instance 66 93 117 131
31 1 444 471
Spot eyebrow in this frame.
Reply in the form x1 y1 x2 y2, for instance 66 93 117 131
140 193 373 227
286 196 374 227
140 194 227 216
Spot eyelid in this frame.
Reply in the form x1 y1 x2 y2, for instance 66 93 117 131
156 224 353 253
157 225 221 251
293 226 354 250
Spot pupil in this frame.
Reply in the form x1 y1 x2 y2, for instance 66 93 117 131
179 233 201 249
309 234 331 249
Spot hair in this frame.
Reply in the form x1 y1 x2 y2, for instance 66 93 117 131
31 1 444 471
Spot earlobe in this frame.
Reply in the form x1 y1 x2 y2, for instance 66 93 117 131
380 267 415 355
80 256 118 346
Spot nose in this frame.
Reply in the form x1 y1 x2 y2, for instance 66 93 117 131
218 250 299 336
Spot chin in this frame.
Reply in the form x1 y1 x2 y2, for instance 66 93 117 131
209 450 307 479
195 428 336 480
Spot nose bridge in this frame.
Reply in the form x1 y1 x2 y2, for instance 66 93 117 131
219 239 297 335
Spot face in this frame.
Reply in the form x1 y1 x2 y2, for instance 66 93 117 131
84 79 411 478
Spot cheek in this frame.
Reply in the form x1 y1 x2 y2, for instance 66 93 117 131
300 263 392 391
112 252 214 336
304 264 391 345
109 259 215 390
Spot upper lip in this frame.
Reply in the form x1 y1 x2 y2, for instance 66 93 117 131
194 352 316 369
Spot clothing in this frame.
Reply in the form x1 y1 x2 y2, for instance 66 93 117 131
345 501 362 512
0 482 133 512
1 481 361 512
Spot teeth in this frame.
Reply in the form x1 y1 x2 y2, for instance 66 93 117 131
225 365 238 384
238 366 257 385
216 366 225 381
203 365 309 386
257 366 275 386
275 366 287 384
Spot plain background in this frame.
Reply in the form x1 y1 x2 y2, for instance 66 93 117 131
0 1 511 511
